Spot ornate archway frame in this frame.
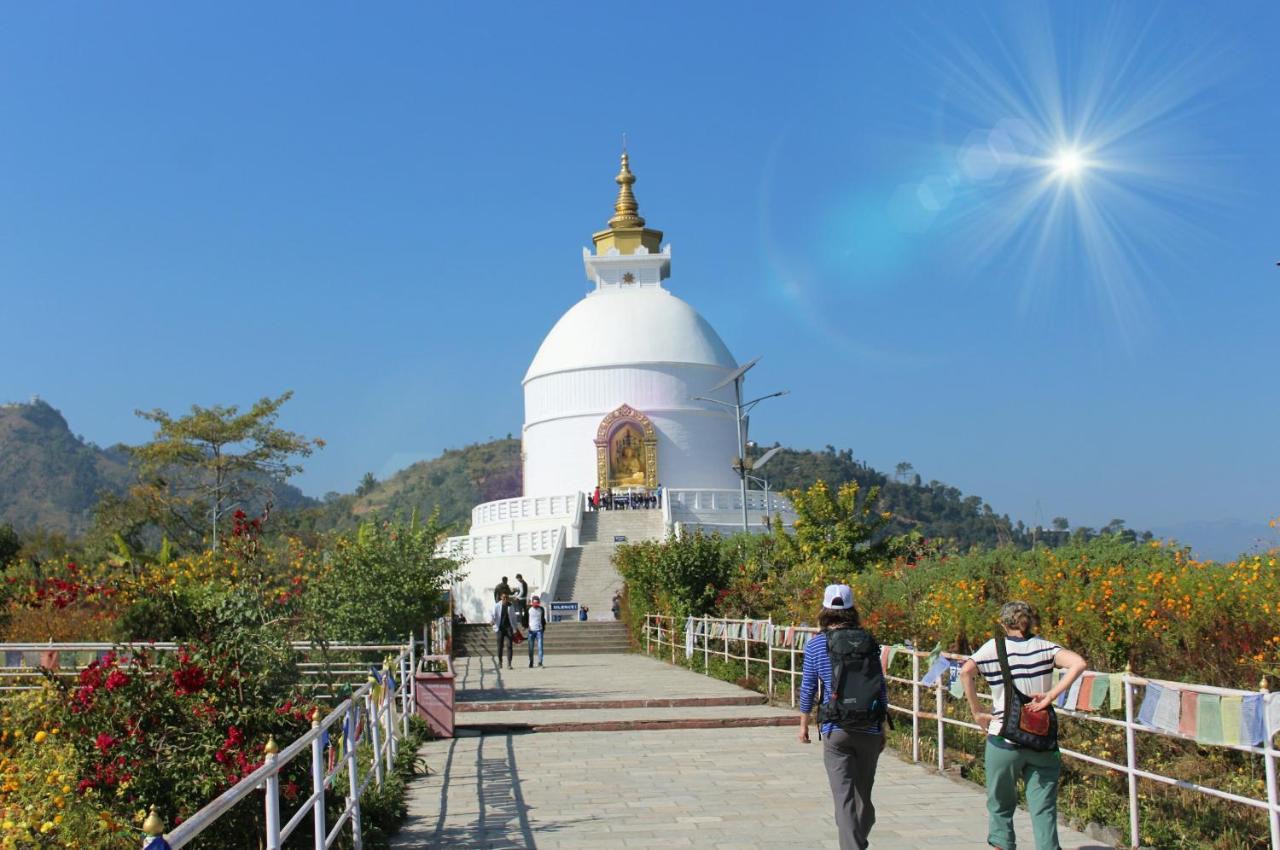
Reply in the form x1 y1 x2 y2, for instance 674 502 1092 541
595 404 658 490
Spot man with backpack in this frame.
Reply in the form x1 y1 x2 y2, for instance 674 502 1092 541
798 584 888 850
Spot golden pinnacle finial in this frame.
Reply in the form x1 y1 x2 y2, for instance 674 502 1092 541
311 707 322 726
607 151 646 230
264 736 279 756
143 806 165 836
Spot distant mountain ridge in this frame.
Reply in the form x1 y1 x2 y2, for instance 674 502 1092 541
4 400 1270 561
0 399 314 536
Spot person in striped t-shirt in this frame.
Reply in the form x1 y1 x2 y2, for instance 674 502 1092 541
798 584 888 850
960 601 1087 850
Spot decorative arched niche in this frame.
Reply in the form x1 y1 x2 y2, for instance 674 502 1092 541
595 404 658 489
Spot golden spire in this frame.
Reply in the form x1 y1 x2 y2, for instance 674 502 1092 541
607 153 646 230
593 150 663 256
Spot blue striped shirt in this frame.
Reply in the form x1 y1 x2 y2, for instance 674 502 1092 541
799 631 889 736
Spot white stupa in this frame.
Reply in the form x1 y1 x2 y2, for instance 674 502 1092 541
446 153 793 621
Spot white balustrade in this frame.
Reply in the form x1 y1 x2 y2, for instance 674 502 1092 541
437 526 563 559
470 493 580 529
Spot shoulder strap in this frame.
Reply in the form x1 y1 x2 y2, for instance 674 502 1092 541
993 628 1016 691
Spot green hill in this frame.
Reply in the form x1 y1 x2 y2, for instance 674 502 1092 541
0 399 316 538
0 399 132 536
282 438 522 536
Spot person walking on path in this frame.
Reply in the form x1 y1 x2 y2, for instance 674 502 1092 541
798 584 888 850
491 591 521 670
611 591 622 620
526 596 548 667
959 601 1088 850
493 576 511 604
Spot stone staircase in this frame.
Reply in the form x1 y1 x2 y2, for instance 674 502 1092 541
453 620 631 657
553 509 665 616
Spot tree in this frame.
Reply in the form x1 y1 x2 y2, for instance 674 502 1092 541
356 472 378 497
131 392 323 550
894 461 914 483
776 479 892 571
1051 517 1070 531
0 524 20 566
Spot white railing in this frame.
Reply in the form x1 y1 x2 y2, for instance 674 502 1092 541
642 614 1280 850
665 488 795 517
540 524 569 607
437 526 562 559
470 493 580 531
138 643 435 850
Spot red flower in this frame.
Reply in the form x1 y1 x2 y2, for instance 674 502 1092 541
105 670 130 691
172 662 207 696
94 733 116 754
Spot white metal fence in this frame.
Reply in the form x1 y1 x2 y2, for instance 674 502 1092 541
643 613 1280 850
0 637 432 850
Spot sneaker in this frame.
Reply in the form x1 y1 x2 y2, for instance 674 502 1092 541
538 662 544 667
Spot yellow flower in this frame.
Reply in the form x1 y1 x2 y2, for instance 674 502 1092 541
32 732 46 744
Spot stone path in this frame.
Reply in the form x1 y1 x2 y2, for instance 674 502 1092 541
393 654 1108 849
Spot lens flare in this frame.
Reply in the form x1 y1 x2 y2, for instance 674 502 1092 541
1050 148 1088 180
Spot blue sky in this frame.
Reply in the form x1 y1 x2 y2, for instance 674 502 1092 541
1 2 1277 535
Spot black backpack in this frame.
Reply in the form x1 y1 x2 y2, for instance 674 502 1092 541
817 627 888 732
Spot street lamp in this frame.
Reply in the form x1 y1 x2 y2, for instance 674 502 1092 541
693 358 788 533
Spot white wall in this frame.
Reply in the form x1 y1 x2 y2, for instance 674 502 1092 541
453 553 551 624
523 362 741 495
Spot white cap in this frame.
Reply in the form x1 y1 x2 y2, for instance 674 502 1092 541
822 584 853 610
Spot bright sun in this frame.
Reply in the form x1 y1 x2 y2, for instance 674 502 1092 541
1051 148 1088 179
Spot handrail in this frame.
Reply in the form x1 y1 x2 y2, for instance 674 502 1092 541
469 493 580 530
436 527 562 559
641 613 1280 850
146 642 428 850
541 523 569 608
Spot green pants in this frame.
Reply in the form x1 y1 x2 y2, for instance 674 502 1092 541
985 737 1061 850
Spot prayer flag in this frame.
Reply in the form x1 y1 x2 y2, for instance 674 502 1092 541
684 617 695 659
1178 689 1198 738
1109 673 1124 712
1220 696 1243 746
1065 676 1083 712
886 647 898 672
1076 676 1094 710
1088 676 1108 711
1241 694 1265 746
922 656 949 686
926 642 943 667
949 677 965 699
1153 684 1181 734
1137 683 1162 727
1195 693 1224 745
880 646 890 671
1267 693 1280 743
1055 671 1068 707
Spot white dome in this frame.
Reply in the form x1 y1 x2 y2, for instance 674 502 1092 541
524 288 737 383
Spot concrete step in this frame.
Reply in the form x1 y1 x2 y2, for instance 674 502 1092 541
455 703 798 734
456 694 767 712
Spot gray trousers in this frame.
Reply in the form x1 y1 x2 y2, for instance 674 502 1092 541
822 729 881 850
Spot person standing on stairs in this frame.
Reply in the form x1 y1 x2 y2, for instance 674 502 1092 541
513 573 529 627
494 576 511 603
491 591 521 670
526 595 548 667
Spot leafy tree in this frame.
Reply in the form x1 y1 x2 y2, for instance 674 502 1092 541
1052 516 1070 531
356 472 378 496
0 524 20 566
776 479 891 571
894 461 914 482
304 515 461 643
129 392 322 550
614 530 731 633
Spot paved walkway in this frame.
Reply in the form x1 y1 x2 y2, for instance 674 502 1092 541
393 655 1108 849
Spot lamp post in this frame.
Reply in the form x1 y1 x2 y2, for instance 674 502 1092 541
693 358 788 533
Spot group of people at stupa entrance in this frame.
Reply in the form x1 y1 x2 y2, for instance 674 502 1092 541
587 484 662 511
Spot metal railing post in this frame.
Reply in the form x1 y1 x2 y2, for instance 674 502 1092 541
790 638 797 708
345 702 365 850
310 712 327 850
744 620 750 679
645 615 651 655
723 617 729 663
1261 679 1279 850
263 739 281 850
703 616 709 672
366 684 385 787
767 617 773 699
911 649 921 764
401 653 411 738
936 673 945 772
1123 667 1140 848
